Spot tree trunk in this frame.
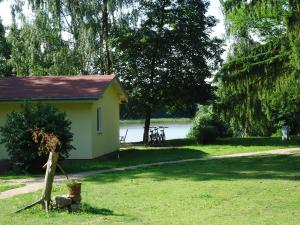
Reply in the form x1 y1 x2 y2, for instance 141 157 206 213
102 0 112 74
143 110 152 144
244 119 249 137
41 151 59 212
15 151 59 213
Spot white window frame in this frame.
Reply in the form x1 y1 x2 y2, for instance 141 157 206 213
96 107 102 133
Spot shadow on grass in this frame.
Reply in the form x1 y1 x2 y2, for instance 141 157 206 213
167 137 300 147
211 137 300 147
62 148 209 173
61 136 300 174
117 147 208 161
2 147 209 176
3 137 299 178
81 203 125 216
84 154 300 184
162 138 196 147
121 138 196 148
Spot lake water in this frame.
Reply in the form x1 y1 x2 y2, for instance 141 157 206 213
120 123 192 143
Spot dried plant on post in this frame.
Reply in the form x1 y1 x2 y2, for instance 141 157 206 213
15 129 64 212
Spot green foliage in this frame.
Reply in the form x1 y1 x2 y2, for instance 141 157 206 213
188 105 229 144
0 102 74 173
66 179 80 188
8 8 79 76
115 0 223 139
0 18 12 76
191 126 219 145
217 0 300 136
8 0 135 75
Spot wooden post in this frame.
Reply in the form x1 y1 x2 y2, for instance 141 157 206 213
15 151 60 213
15 130 62 213
41 151 59 211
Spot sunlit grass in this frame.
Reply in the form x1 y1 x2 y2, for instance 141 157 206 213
1 137 299 179
61 137 299 173
1 154 300 224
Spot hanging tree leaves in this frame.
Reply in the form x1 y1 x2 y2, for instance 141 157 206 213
216 0 300 135
0 18 12 76
8 0 136 75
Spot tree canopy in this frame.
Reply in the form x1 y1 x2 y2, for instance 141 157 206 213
115 0 223 141
216 0 300 135
7 0 135 75
0 18 12 76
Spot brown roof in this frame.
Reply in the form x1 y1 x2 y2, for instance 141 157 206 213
0 75 119 101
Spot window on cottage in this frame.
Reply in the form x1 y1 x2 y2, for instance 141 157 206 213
97 107 102 133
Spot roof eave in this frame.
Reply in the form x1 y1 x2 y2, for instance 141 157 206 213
0 96 99 102
112 77 128 103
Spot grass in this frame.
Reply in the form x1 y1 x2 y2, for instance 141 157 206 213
0 180 24 192
0 172 37 181
0 137 299 179
173 136 300 155
60 137 299 173
0 154 300 224
120 117 192 124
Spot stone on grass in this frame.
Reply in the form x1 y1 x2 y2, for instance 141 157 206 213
55 195 72 208
54 195 82 212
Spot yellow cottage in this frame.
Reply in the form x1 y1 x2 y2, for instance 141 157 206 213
0 75 127 160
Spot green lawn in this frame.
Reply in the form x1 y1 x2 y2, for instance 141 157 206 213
120 117 192 124
178 136 300 155
0 180 24 192
60 137 299 173
0 137 299 179
1 154 300 224
0 172 38 181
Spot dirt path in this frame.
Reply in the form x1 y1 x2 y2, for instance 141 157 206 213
1 147 300 199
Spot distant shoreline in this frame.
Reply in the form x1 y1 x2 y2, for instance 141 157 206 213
120 118 192 125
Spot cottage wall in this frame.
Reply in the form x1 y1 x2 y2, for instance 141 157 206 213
91 84 120 158
54 102 93 159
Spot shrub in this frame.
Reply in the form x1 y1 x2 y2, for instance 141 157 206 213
66 179 80 188
188 105 228 144
192 125 219 144
0 102 74 173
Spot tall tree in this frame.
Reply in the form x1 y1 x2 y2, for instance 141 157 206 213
8 0 135 75
216 0 300 135
8 2 78 75
100 0 136 73
115 0 223 142
0 18 12 76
